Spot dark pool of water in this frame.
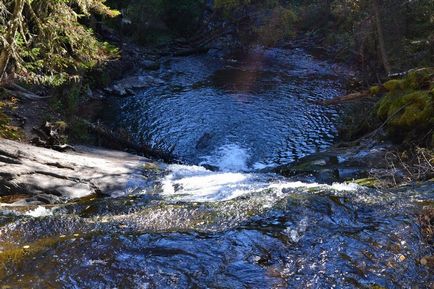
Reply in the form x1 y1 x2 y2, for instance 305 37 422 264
106 48 349 170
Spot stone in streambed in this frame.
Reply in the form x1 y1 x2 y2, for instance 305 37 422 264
105 75 164 96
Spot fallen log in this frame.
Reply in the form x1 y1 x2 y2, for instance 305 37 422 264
321 90 372 105
1 83 51 100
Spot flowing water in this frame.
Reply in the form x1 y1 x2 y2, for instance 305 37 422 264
106 48 345 169
0 48 432 288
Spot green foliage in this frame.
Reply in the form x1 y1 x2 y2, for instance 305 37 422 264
369 85 381 95
383 79 406 92
68 118 91 142
0 0 120 86
214 0 296 46
107 0 205 44
255 6 296 46
0 100 24 140
290 0 434 72
376 68 434 142
164 0 204 36
0 111 24 140
50 83 83 118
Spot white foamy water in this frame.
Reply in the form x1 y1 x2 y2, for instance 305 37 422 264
0 206 55 217
161 164 360 202
161 164 271 202
24 206 55 217
200 144 251 171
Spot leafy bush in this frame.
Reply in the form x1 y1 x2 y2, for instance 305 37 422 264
0 0 120 86
214 0 296 46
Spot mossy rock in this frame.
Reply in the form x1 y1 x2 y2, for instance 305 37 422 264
377 90 433 129
405 67 434 90
353 177 380 188
369 85 381 95
383 79 406 92
142 162 161 172
370 285 387 289
383 68 433 93
375 68 434 142
0 235 70 279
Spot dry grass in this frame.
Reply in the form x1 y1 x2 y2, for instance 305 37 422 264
370 147 434 187
419 207 434 245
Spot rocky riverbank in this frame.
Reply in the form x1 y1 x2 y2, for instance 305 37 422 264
0 139 162 206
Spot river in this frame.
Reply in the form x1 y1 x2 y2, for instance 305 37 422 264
0 47 432 288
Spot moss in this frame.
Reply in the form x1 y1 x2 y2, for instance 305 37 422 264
405 67 434 90
369 85 381 95
88 68 112 88
370 285 387 289
0 235 70 279
383 79 405 92
375 68 434 142
353 178 380 188
54 120 68 130
142 162 161 171
377 90 433 129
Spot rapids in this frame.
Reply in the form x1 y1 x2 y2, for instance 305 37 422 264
0 47 432 288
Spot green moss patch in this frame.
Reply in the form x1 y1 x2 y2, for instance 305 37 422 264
383 79 406 92
375 68 434 143
369 85 381 95
353 178 380 188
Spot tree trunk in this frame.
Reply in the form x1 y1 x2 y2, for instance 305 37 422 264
0 0 26 82
372 0 391 75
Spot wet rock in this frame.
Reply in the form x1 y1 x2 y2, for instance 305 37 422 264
31 121 69 151
105 75 165 96
353 177 380 188
196 132 213 150
0 139 161 205
274 139 393 183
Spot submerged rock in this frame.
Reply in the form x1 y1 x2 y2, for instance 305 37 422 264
274 139 393 184
195 132 214 150
105 75 165 96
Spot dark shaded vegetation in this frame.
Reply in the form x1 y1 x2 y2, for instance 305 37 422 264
292 0 433 76
105 0 206 45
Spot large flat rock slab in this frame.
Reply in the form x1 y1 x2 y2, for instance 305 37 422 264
0 139 161 204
